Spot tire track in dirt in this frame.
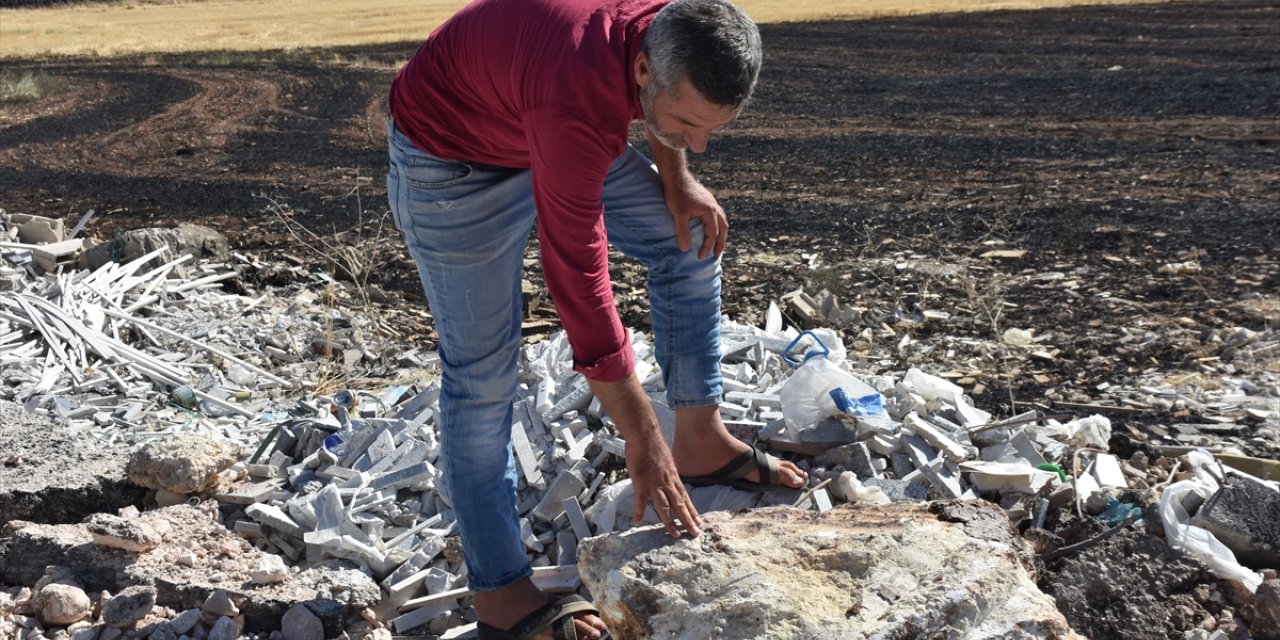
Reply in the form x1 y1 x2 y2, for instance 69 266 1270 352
91 69 287 173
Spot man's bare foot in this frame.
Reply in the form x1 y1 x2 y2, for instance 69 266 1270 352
474 578 607 640
670 405 807 488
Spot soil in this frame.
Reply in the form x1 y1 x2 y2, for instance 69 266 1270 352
1 0 1278 637
1041 523 1219 639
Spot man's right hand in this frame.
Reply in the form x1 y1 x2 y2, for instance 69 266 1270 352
624 431 701 538
588 374 702 538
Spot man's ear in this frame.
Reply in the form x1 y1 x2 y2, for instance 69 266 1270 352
634 52 652 89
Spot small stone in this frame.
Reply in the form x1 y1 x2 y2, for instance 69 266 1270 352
202 589 239 618
281 604 324 640
155 490 187 508
86 513 162 553
169 609 201 635
36 583 92 626
102 586 156 628
251 554 289 585
207 616 239 640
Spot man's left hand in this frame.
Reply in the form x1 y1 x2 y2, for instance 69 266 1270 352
666 176 727 260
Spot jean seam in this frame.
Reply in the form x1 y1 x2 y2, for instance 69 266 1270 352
405 162 474 190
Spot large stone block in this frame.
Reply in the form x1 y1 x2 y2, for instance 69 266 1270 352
125 433 241 495
579 502 1082 640
1192 474 1280 570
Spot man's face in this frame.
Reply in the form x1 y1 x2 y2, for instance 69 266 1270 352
637 56 740 153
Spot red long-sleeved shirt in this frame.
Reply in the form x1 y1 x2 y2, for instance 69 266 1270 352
390 0 668 383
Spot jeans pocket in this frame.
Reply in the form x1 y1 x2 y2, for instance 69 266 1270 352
403 155 474 190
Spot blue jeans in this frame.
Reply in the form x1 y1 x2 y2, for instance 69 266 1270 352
385 118 723 591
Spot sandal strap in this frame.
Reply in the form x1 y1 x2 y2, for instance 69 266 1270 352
508 594 598 640
758 447 783 486
721 445 783 485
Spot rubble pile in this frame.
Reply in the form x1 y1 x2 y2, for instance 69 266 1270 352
779 279 1280 462
2 219 1279 640
4 503 382 640
0 212 433 452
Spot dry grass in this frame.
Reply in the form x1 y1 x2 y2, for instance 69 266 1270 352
0 70 60 102
2 0 1166 59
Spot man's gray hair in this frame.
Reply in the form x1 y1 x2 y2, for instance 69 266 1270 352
643 0 762 107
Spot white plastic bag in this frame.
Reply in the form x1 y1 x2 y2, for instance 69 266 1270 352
834 471 891 505
1159 453 1263 591
1063 414 1112 450
779 331 884 432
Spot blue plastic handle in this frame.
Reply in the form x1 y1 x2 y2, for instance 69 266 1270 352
782 330 830 368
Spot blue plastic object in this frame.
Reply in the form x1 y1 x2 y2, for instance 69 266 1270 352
830 388 885 416
1100 497 1144 526
782 330 831 368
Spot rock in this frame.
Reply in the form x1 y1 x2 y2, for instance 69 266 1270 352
1250 578 1280 639
102 585 156 628
35 583 92 626
281 603 324 640
207 616 240 640
3 505 379 631
87 513 162 553
82 224 232 272
251 554 289 584
147 623 179 640
202 589 239 618
302 598 348 638
579 502 1081 640
70 625 99 640
125 434 241 495
169 608 201 635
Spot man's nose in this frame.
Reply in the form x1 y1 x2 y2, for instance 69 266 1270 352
687 129 709 153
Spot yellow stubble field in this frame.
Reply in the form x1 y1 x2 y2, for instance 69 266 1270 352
2 0 1166 59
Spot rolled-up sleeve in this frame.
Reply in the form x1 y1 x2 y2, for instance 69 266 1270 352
526 110 634 382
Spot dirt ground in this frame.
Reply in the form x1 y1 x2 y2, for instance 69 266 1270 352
1 0 1277 636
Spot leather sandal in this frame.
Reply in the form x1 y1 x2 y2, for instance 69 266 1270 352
475 594 607 640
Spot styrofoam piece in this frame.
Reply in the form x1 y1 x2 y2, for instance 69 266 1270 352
1090 453 1129 489
959 460 1058 495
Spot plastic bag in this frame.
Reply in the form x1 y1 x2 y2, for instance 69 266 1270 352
779 331 884 432
1159 453 1263 592
1064 415 1112 450
835 472 891 505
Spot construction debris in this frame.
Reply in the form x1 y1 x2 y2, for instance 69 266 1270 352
2 218 1279 639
